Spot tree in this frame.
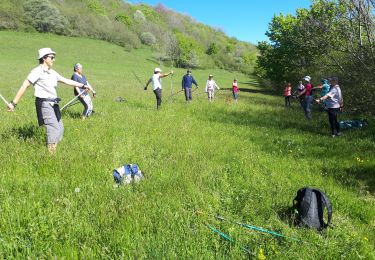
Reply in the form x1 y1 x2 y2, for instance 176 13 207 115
23 0 68 34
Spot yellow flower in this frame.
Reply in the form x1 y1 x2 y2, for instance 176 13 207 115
363 237 368 241
258 248 266 260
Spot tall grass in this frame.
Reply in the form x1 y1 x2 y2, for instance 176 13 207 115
0 31 374 258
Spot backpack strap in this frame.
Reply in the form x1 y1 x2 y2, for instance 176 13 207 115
312 188 332 227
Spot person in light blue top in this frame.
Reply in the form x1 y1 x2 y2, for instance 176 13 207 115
313 79 331 109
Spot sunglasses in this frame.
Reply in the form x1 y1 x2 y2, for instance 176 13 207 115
46 55 55 60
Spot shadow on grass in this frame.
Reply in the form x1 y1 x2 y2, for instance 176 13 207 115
1 124 44 143
220 87 279 96
194 104 375 194
62 110 82 119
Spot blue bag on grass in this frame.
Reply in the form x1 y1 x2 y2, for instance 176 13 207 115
113 163 144 184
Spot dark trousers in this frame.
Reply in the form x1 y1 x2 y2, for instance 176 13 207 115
285 95 291 106
153 88 162 109
327 108 340 135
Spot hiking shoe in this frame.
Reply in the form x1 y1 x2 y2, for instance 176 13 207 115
336 132 342 136
331 134 336 138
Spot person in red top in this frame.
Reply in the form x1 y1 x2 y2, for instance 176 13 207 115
284 82 292 107
232 78 239 103
298 76 313 119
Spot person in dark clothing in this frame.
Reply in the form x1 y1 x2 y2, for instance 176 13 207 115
71 63 96 119
181 69 198 102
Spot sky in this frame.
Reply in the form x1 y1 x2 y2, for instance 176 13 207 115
128 0 311 44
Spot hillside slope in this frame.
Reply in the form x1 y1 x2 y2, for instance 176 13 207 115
0 0 257 74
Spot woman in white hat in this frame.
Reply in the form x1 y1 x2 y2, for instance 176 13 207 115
205 74 220 102
71 63 96 119
144 67 173 109
7 47 93 153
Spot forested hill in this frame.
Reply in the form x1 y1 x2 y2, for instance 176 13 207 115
0 0 257 74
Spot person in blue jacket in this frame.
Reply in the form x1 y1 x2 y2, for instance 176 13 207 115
181 69 199 102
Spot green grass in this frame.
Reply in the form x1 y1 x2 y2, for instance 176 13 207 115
0 31 374 259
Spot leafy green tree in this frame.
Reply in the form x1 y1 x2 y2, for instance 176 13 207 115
23 0 68 34
206 42 218 55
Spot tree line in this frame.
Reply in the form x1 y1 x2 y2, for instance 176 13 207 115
0 0 257 75
256 0 375 114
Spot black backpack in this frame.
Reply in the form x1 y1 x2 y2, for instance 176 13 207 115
293 187 332 230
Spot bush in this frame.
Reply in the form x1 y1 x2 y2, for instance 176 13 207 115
23 0 68 34
115 13 132 26
140 32 156 46
134 10 146 23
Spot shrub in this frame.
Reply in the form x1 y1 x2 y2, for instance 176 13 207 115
115 13 132 26
134 10 146 23
23 0 68 34
140 32 156 46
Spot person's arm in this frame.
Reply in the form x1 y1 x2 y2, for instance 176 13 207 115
192 77 198 88
7 79 31 111
59 77 93 92
144 78 152 90
215 81 220 90
160 71 174 78
205 81 208 92
86 81 97 97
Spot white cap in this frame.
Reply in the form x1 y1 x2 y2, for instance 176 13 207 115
37 48 56 59
154 67 162 73
303 75 311 82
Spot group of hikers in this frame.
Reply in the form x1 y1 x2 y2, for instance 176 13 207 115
144 67 240 108
283 75 344 137
4 47 241 153
3 47 346 155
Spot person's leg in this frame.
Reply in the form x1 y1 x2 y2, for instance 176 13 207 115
327 108 336 135
305 96 313 119
154 88 162 109
79 96 89 117
187 88 192 101
333 108 341 134
184 88 189 101
83 95 93 117
41 102 63 153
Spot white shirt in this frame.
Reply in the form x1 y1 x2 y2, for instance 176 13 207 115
27 65 64 98
151 74 162 90
205 79 218 92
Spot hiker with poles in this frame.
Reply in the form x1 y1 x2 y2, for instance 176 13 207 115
6 48 93 154
205 74 220 102
144 67 174 109
315 76 343 137
297 76 313 119
71 63 97 119
181 68 199 103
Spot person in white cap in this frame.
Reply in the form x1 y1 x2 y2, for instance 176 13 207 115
205 74 220 102
297 75 314 119
144 67 173 109
6 47 93 154
71 63 96 119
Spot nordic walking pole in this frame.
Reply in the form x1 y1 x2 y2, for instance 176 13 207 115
132 71 144 89
205 224 254 255
60 89 88 111
169 61 174 103
0 94 10 106
216 215 302 242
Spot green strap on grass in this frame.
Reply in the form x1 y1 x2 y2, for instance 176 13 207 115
205 223 254 255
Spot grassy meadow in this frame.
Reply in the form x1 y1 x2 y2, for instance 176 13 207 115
0 31 374 259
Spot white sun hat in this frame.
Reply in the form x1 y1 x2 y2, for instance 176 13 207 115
37 48 56 59
154 67 162 73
